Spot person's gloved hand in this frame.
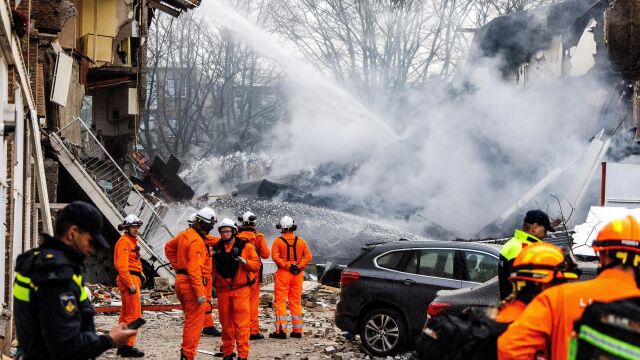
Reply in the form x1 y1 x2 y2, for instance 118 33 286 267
289 264 301 275
235 257 247 264
128 285 137 294
197 296 206 305
141 273 147 285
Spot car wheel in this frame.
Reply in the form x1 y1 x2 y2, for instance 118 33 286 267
359 307 407 356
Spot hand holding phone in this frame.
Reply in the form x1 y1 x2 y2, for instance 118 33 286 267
126 318 146 330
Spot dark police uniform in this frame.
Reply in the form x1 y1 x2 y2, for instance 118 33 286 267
13 234 113 360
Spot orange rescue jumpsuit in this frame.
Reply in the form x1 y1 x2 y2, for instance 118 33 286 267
212 237 260 358
498 268 640 360
114 233 143 347
238 229 270 334
271 232 312 334
495 299 526 324
203 235 219 328
165 227 210 360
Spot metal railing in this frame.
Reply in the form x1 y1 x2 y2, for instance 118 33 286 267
55 117 175 264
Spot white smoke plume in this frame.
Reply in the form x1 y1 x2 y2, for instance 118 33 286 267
191 0 612 237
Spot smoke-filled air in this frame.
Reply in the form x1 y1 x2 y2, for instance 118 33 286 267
147 0 627 240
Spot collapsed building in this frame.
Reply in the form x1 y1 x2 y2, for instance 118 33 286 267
0 0 201 350
468 0 640 238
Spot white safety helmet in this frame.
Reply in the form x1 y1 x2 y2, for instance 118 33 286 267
217 218 238 233
122 214 143 228
187 212 197 225
276 216 297 232
238 211 257 225
195 207 216 224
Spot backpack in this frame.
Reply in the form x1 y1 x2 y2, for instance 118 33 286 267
410 308 508 360
568 297 640 360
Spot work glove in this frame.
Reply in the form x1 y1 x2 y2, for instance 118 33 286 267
129 285 137 294
197 296 206 305
141 273 147 285
235 257 247 264
289 264 301 275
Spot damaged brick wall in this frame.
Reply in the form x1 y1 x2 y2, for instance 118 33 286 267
30 0 77 34
605 0 640 77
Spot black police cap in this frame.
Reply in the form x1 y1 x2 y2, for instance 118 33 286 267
524 209 555 232
57 201 110 249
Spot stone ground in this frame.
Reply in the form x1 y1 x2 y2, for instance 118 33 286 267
95 286 410 360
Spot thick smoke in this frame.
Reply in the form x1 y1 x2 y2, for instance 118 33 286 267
194 1 612 237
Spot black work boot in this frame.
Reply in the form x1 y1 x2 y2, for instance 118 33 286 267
268 329 287 339
249 333 265 340
222 354 236 360
201 326 222 337
290 332 302 338
117 346 145 357
180 350 187 360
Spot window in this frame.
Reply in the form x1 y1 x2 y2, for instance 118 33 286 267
166 77 185 98
405 249 455 279
167 117 177 130
376 251 406 272
463 251 499 283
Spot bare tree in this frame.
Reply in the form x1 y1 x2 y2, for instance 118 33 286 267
142 1 281 161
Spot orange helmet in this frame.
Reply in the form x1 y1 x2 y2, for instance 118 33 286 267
510 243 580 284
593 215 640 267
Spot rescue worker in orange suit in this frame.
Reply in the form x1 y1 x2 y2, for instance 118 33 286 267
495 242 579 325
202 214 222 337
270 216 313 339
498 215 640 360
212 218 260 360
168 213 222 337
164 207 216 360
237 211 270 340
114 214 146 357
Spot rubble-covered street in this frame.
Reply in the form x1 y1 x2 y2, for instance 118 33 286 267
91 281 406 360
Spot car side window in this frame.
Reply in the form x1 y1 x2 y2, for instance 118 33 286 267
463 251 499 283
405 249 456 279
376 251 406 271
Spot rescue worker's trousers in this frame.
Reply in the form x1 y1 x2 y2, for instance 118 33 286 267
117 275 142 347
175 276 208 360
204 280 215 328
218 286 251 358
274 269 304 333
249 277 261 334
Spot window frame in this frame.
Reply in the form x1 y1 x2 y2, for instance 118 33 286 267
374 247 461 281
460 249 499 284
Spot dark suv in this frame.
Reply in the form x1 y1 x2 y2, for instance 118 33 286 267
335 240 501 356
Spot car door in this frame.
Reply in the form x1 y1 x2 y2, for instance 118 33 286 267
369 249 412 310
395 248 461 333
460 249 499 288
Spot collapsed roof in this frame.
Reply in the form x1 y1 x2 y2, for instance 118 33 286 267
470 0 606 74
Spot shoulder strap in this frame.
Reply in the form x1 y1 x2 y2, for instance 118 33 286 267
279 236 299 261
234 238 247 256
292 236 298 261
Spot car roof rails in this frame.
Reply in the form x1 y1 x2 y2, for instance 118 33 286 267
362 241 388 249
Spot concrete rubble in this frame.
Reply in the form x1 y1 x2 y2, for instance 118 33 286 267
91 280 410 359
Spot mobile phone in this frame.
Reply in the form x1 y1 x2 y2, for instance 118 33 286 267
126 317 146 330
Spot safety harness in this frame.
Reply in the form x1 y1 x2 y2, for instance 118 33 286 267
279 236 299 261
213 238 254 290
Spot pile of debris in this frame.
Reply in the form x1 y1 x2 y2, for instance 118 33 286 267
86 283 179 308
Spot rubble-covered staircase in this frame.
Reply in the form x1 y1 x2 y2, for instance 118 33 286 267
48 117 175 281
